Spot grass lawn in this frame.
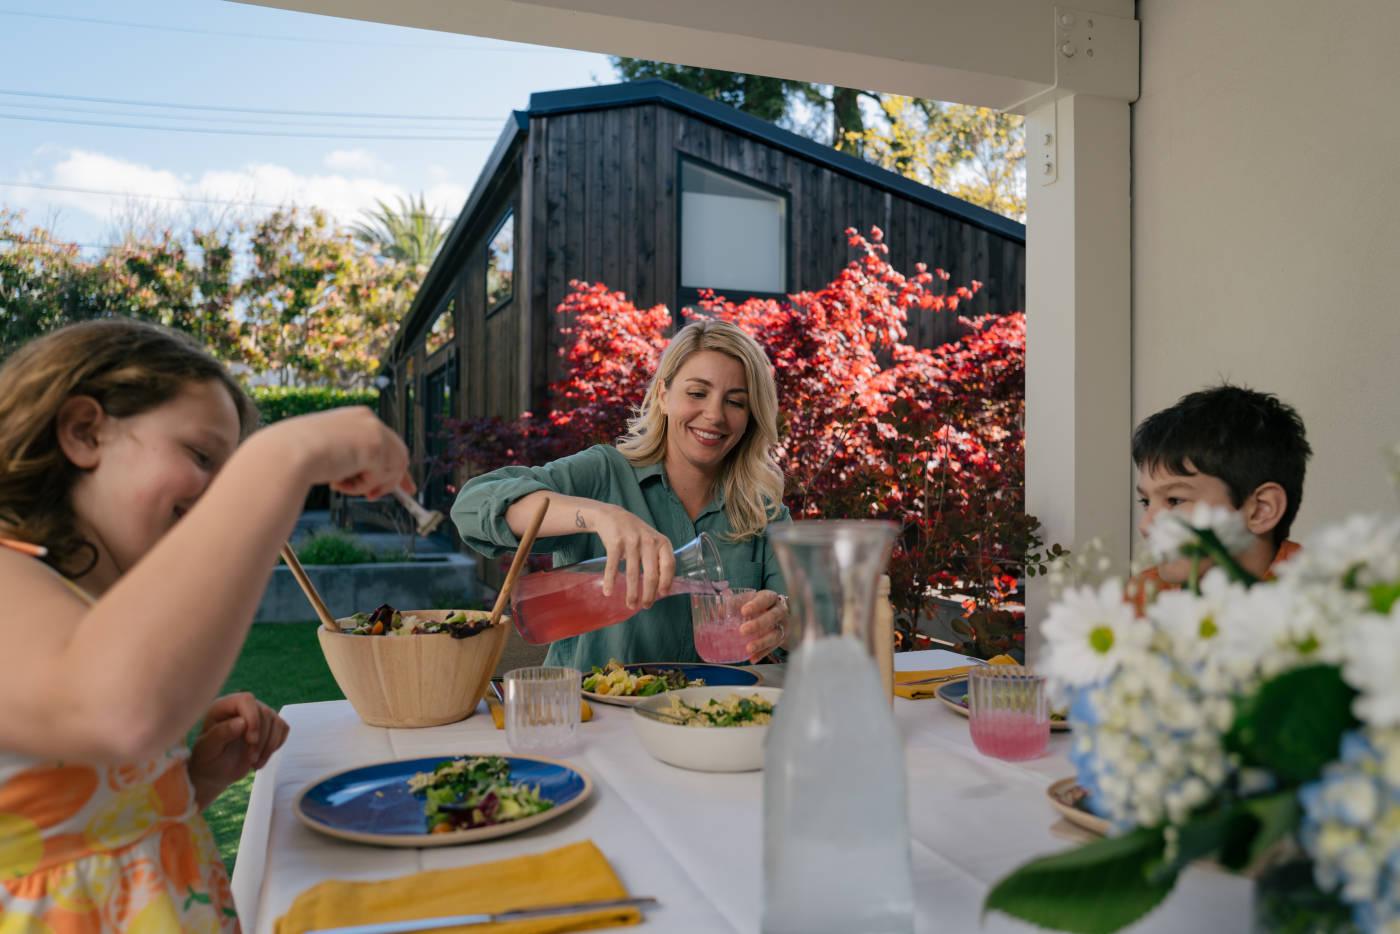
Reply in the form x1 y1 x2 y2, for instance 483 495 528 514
202 622 344 873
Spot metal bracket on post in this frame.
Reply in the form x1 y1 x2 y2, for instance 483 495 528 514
1036 106 1059 186
1053 7 1140 101
1004 6 1140 116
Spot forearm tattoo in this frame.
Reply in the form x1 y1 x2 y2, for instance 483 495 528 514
575 509 587 530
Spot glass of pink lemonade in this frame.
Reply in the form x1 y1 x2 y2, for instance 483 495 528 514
691 586 756 663
967 665 1049 761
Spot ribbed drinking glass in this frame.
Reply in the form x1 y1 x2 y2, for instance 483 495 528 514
504 666 580 754
967 665 1049 761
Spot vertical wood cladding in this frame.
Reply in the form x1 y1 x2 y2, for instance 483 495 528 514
420 101 1024 426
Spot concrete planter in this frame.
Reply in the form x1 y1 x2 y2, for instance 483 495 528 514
256 552 480 622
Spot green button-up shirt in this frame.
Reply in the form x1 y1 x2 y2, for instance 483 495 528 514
450 444 789 672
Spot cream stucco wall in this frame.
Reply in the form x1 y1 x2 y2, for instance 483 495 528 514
1134 0 1400 538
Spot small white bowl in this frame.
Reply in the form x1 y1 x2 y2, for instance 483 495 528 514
631 686 783 772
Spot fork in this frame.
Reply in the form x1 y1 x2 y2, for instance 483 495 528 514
895 673 969 687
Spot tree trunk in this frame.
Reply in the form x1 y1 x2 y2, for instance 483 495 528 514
831 87 865 155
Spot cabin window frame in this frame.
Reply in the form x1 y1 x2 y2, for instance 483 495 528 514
485 206 516 316
675 153 792 310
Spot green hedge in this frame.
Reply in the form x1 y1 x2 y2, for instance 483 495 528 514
250 387 378 425
294 529 379 565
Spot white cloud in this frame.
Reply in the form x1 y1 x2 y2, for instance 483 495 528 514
424 182 469 219
10 148 469 234
323 149 390 175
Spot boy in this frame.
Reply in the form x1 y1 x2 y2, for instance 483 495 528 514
1131 384 1311 603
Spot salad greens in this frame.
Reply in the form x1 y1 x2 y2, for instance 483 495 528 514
582 659 701 697
666 694 775 728
406 756 553 832
342 603 490 639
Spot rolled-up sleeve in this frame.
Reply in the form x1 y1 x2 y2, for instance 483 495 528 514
450 445 612 559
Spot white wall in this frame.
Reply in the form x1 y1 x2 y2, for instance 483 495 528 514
1134 0 1400 537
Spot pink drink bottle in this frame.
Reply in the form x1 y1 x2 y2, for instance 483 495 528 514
508 532 725 645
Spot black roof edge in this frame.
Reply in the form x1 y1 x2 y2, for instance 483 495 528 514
388 110 529 360
527 79 1026 242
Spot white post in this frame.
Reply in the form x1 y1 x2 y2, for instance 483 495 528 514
1024 92 1133 663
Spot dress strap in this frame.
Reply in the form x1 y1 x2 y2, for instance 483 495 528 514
0 537 96 606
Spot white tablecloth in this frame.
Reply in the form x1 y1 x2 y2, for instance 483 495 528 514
230 650 1251 933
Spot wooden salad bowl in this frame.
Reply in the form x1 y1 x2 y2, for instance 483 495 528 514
318 609 509 728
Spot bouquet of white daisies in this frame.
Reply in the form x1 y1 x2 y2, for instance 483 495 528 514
985 503 1400 934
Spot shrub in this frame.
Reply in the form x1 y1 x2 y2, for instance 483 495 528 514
294 530 376 566
251 386 378 426
442 228 1040 654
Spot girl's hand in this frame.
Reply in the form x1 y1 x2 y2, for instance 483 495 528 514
272 406 413 501
188 692 289 808
739 590 789 663
590 505 676 610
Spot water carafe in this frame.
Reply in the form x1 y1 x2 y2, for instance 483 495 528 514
762 520 914 934
509 532 725 645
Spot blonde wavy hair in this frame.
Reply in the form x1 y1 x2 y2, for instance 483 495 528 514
0 319 258 577
616 318 783 540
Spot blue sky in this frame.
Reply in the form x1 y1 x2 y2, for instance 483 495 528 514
0 0 614 251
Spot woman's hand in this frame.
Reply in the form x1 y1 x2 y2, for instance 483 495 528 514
188 692 289 809
739 590 789 663
590 505 676 610
270 406 413 501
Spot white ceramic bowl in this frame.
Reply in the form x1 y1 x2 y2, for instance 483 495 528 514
631 686 783 772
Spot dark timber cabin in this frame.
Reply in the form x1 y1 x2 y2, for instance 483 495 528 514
381 78 1026 514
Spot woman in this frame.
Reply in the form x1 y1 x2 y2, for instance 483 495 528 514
452 318 790 672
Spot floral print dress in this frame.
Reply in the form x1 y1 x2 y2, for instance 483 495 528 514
0 745 239 933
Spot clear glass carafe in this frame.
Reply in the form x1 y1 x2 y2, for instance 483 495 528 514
762 520 914 934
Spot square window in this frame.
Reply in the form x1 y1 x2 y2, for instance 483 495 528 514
681 160 787 295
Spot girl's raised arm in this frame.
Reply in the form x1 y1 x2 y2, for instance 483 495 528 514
0 407 410 761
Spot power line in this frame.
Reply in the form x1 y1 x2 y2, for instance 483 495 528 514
0 111 496 142
0 88 502 122
0 179 460 221
0 100 499 133
0 8 562 52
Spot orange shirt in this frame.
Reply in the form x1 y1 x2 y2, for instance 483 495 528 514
1128 540 1301 616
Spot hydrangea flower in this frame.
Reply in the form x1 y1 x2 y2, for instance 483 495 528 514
1279 515 1400 589
1344 605 1400 728
1301 729 1400 931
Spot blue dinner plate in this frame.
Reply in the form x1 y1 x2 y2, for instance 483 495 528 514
935 678 971 713
582 662 761 707
295 754 592 847
936 678 1071 731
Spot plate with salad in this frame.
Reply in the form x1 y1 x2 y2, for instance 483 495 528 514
581 659 761 708
294 754 592 847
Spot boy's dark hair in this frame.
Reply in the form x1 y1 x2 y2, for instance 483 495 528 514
1132 384 1311 546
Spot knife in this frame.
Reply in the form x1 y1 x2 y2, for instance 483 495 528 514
304 895 659 934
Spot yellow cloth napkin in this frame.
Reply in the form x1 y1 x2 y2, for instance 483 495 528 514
894 653 1019 700
275 840 640 934
487 696 593 730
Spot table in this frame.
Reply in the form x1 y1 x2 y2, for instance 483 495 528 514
230 650 1252 933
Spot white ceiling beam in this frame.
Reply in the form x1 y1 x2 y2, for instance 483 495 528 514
232 0 1132 110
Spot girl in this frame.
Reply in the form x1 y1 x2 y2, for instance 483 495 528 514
0 319 410 931
452 318 790 673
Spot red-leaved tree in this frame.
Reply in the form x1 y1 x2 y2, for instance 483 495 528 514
443 228 1043 656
